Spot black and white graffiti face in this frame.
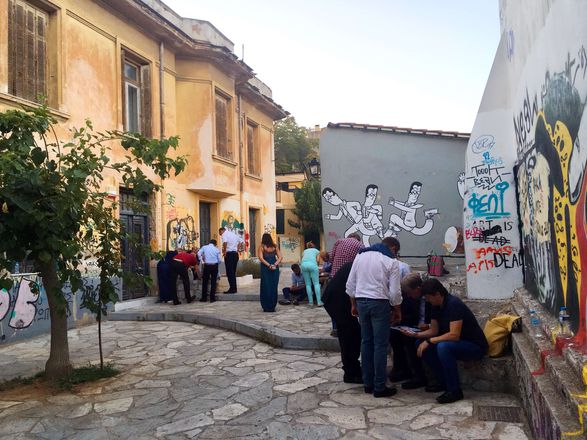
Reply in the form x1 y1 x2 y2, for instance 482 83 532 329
364 186 378 207
407 183 422 205
323 190 342 206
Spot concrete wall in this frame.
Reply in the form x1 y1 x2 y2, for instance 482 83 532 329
320 127 468 256
465 0 587 342
0 274 98 345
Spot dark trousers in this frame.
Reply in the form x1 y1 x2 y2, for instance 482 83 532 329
324 294 362 379
420 340 484 392
225 251 239 292
171 260 192 302
390 330 426 382
282 287 307 302
202 263 219 301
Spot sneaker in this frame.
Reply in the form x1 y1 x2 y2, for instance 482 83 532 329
317 302 324 307
364 386 373 394
278 299 292 305
374 387 397 398
436 390 463 404
292 300 299 306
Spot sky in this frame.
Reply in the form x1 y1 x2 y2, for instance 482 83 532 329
162 0 501 133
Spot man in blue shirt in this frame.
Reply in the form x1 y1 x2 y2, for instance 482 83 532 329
279 264 307 305
197 239 222 303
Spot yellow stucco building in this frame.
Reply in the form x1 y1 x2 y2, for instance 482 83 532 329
0 0 287 298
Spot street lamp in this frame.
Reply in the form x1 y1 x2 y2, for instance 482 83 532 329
308 157 320 178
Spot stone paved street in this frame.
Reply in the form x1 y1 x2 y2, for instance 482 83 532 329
0 321 531 439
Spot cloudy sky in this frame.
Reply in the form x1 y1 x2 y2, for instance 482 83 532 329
163 0 501 133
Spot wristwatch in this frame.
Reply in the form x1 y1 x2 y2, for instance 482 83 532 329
426 338 434 345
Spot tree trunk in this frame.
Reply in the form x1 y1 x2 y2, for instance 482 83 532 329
38 260 73 380
98 307 103 370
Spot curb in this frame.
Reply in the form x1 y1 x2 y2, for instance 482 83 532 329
108 311 340 352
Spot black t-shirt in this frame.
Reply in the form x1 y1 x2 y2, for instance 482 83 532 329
430 294 488 352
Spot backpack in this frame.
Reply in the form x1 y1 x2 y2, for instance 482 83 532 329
427 254 444 277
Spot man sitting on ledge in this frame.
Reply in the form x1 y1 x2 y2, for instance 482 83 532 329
401 278 488 404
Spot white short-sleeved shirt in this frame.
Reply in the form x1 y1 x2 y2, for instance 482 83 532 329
222 230 242 252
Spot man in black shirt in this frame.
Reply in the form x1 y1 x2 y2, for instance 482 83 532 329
323 262 362 384
401 279 488 404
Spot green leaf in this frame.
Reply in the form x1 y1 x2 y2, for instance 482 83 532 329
38 250 51 263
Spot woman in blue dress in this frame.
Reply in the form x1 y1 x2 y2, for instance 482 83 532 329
258 233 282 312
157 251 177 302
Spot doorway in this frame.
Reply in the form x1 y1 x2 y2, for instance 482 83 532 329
199 202 212 246
119 189 150 300
249 208 259 256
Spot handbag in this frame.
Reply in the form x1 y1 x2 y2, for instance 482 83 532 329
427 253 444 277
483 314 520 357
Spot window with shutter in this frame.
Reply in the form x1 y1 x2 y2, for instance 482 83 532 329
8 0 48 103
215 91 233 160
121 50 152 136
246 120 259 175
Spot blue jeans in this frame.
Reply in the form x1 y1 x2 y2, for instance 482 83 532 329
420 340 484 393
356 298 391 392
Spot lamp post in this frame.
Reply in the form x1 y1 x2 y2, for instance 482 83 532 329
308 157 320 179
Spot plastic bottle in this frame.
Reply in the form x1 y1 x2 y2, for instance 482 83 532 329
558 306 573 338
529 310 543 338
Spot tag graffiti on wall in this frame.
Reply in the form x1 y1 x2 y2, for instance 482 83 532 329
166 216 198 251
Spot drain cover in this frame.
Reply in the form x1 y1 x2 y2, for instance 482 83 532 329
475 405 524 423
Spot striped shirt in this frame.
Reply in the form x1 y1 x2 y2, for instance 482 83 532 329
330 237 364 278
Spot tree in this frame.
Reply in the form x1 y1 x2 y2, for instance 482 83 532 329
274 116 317 173
288 179 323 240
0 107 186 379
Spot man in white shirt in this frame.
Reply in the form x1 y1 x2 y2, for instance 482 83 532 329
346 237 402 398
197 239 222 303
219 227 244 294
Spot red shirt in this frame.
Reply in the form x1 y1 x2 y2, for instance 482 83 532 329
330 238 364 277
175 252 198 267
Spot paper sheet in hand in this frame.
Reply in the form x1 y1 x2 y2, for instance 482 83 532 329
390 325 422 333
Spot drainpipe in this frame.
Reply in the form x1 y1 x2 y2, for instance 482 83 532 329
237 93 245 230
159 41 166 251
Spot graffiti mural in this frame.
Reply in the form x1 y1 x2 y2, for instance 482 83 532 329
221 211 248 255
385 182 438 238
515 60 587 336
166 216 198 251
322 183 438 246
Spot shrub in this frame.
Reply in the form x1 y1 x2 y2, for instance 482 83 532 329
236 258 261 279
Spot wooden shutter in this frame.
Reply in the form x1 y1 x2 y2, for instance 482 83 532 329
7 0 47 103
215 93 228 158
140 65 152 137
247 123 255 174
35 10 47 101
121 50 127 130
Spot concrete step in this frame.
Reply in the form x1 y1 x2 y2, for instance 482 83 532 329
512 291 584 439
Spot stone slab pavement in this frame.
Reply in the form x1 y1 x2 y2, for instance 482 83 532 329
0 321 531 439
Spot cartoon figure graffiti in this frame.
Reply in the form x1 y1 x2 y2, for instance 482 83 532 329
166 216 198 251
362 184 384 238
385 182 438 237
322 186 381 245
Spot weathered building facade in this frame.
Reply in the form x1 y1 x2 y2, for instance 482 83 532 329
320 123 468 256
0 0 286 287
0 0 286 342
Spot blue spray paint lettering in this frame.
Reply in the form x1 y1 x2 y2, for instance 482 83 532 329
468 182 511 220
